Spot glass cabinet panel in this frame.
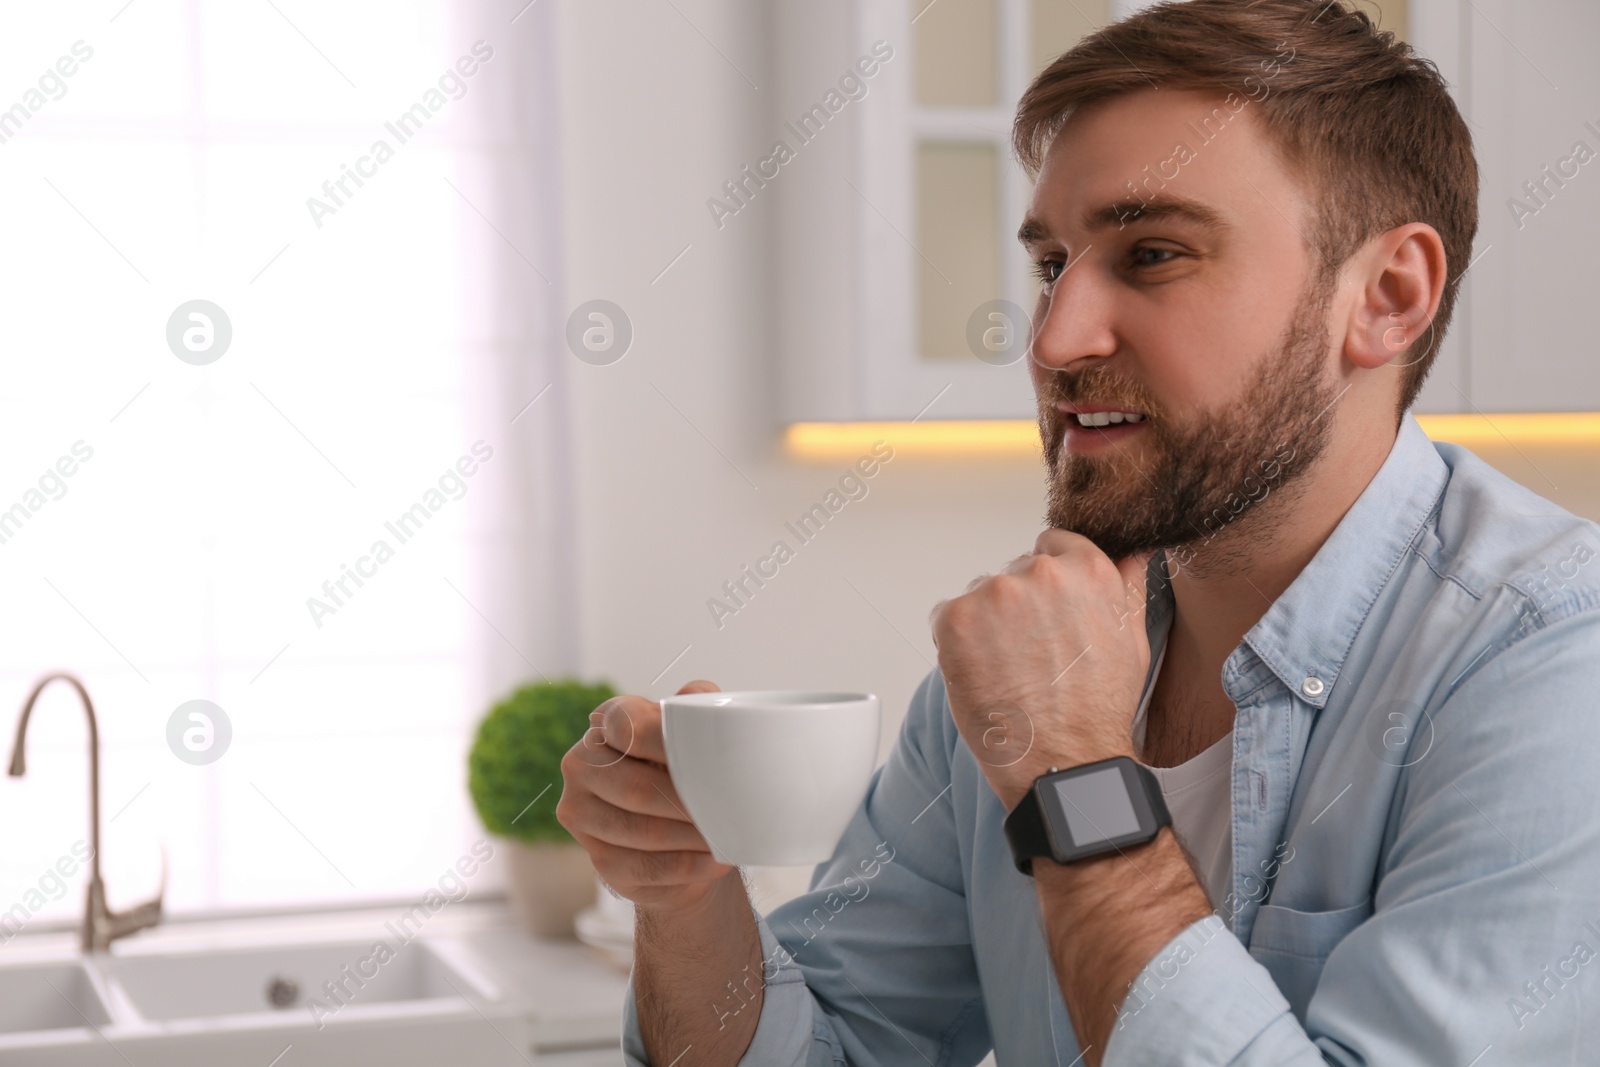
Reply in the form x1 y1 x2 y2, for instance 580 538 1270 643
1031 0 1107 77
914 0 1000 106
917 142 1002 360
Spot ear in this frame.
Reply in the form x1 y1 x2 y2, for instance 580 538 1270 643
1342 222 1447 374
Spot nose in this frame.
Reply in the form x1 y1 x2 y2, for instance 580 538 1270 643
1029 253 1118 374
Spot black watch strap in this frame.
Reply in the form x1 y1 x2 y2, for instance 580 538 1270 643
1003 781 1051 876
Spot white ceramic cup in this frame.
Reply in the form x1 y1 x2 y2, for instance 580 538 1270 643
660 690 881 867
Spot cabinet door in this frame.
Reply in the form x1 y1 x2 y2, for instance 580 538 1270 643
777 0 1110 421
1451 0 1600 412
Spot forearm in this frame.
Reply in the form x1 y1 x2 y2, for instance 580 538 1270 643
1035 826 1213 1067
633 870 764 1066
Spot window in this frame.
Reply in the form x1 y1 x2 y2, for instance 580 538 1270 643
0 0 551 924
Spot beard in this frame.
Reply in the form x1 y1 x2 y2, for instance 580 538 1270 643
1039 276 1342 579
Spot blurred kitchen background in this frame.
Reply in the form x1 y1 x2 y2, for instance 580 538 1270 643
0 0 1597 1059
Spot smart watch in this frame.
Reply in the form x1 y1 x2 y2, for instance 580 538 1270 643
1003 755 1171 875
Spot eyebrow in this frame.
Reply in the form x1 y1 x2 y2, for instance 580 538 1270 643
1017 196 1231 246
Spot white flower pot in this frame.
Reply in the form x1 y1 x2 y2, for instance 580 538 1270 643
501 838 597 938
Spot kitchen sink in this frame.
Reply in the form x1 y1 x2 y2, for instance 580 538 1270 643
0 935 530 1066
101 937 476 1023
0 961 112 1034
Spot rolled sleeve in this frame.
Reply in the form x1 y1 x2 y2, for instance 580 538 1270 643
1102 915 1318 1067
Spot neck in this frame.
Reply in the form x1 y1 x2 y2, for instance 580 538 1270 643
1162 421 1398 676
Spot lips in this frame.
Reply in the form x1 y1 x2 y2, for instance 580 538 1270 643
1054 400 1149 434
1055 405 1149 454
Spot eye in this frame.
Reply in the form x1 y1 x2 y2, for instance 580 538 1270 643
1031 258 1063 285
1131 246 1179 268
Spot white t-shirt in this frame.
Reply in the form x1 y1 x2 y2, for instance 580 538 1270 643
1129 633 1234 910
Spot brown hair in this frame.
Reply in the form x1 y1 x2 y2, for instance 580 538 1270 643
1013 0 1478 423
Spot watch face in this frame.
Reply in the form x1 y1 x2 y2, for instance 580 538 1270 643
1037 757 1161 861
1051 765 1143 846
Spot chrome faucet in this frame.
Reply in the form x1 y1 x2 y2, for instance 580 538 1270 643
8 672 164 953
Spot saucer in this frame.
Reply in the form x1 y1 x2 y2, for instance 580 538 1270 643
575 905 634 970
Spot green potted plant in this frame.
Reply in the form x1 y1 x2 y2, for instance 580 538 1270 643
469 678 613 937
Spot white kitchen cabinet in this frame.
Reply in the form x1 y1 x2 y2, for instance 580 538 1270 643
1436 0 1600 413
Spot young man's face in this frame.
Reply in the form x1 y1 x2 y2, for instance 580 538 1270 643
1021 87 1349 570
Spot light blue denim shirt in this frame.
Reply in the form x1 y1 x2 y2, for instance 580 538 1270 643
622 412 1600 1065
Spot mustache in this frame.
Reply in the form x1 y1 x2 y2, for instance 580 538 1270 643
1043 369 1151 413
1054 396 1145 410
1043 390 1152 414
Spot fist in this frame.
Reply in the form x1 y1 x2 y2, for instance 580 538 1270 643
930 530 1154 809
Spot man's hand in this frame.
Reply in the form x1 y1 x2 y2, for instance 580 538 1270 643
930 529 1157 810
559 682 768 1066
556 679 739 913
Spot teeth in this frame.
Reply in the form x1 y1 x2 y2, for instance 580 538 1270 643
1075 411 1145 427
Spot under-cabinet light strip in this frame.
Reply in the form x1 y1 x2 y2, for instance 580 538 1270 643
784 413 1600 458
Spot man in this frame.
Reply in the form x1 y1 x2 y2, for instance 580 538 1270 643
558 1 1600 1063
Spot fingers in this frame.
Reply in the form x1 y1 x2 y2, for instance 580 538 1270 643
561 788 713 853
559 683 736 906
581 749 697 823
1034 527 1085 557
1019 530 1136 586
928 598 950 649
973 530 1090 587
998 553 1034 576
590 694 662 765
570 833 732 890
588 681 721 768
935 532 1133 648
557 745 721 861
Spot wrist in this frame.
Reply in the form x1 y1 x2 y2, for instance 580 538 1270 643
1032 822 1174 883
1032 827 1214 957
635 867 748 928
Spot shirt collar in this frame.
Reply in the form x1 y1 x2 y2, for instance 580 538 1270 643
1140 412 1449 710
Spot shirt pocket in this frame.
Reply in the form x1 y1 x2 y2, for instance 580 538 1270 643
1246 898 1372 1021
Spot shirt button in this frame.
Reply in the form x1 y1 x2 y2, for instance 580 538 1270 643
1301 676 1325 697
